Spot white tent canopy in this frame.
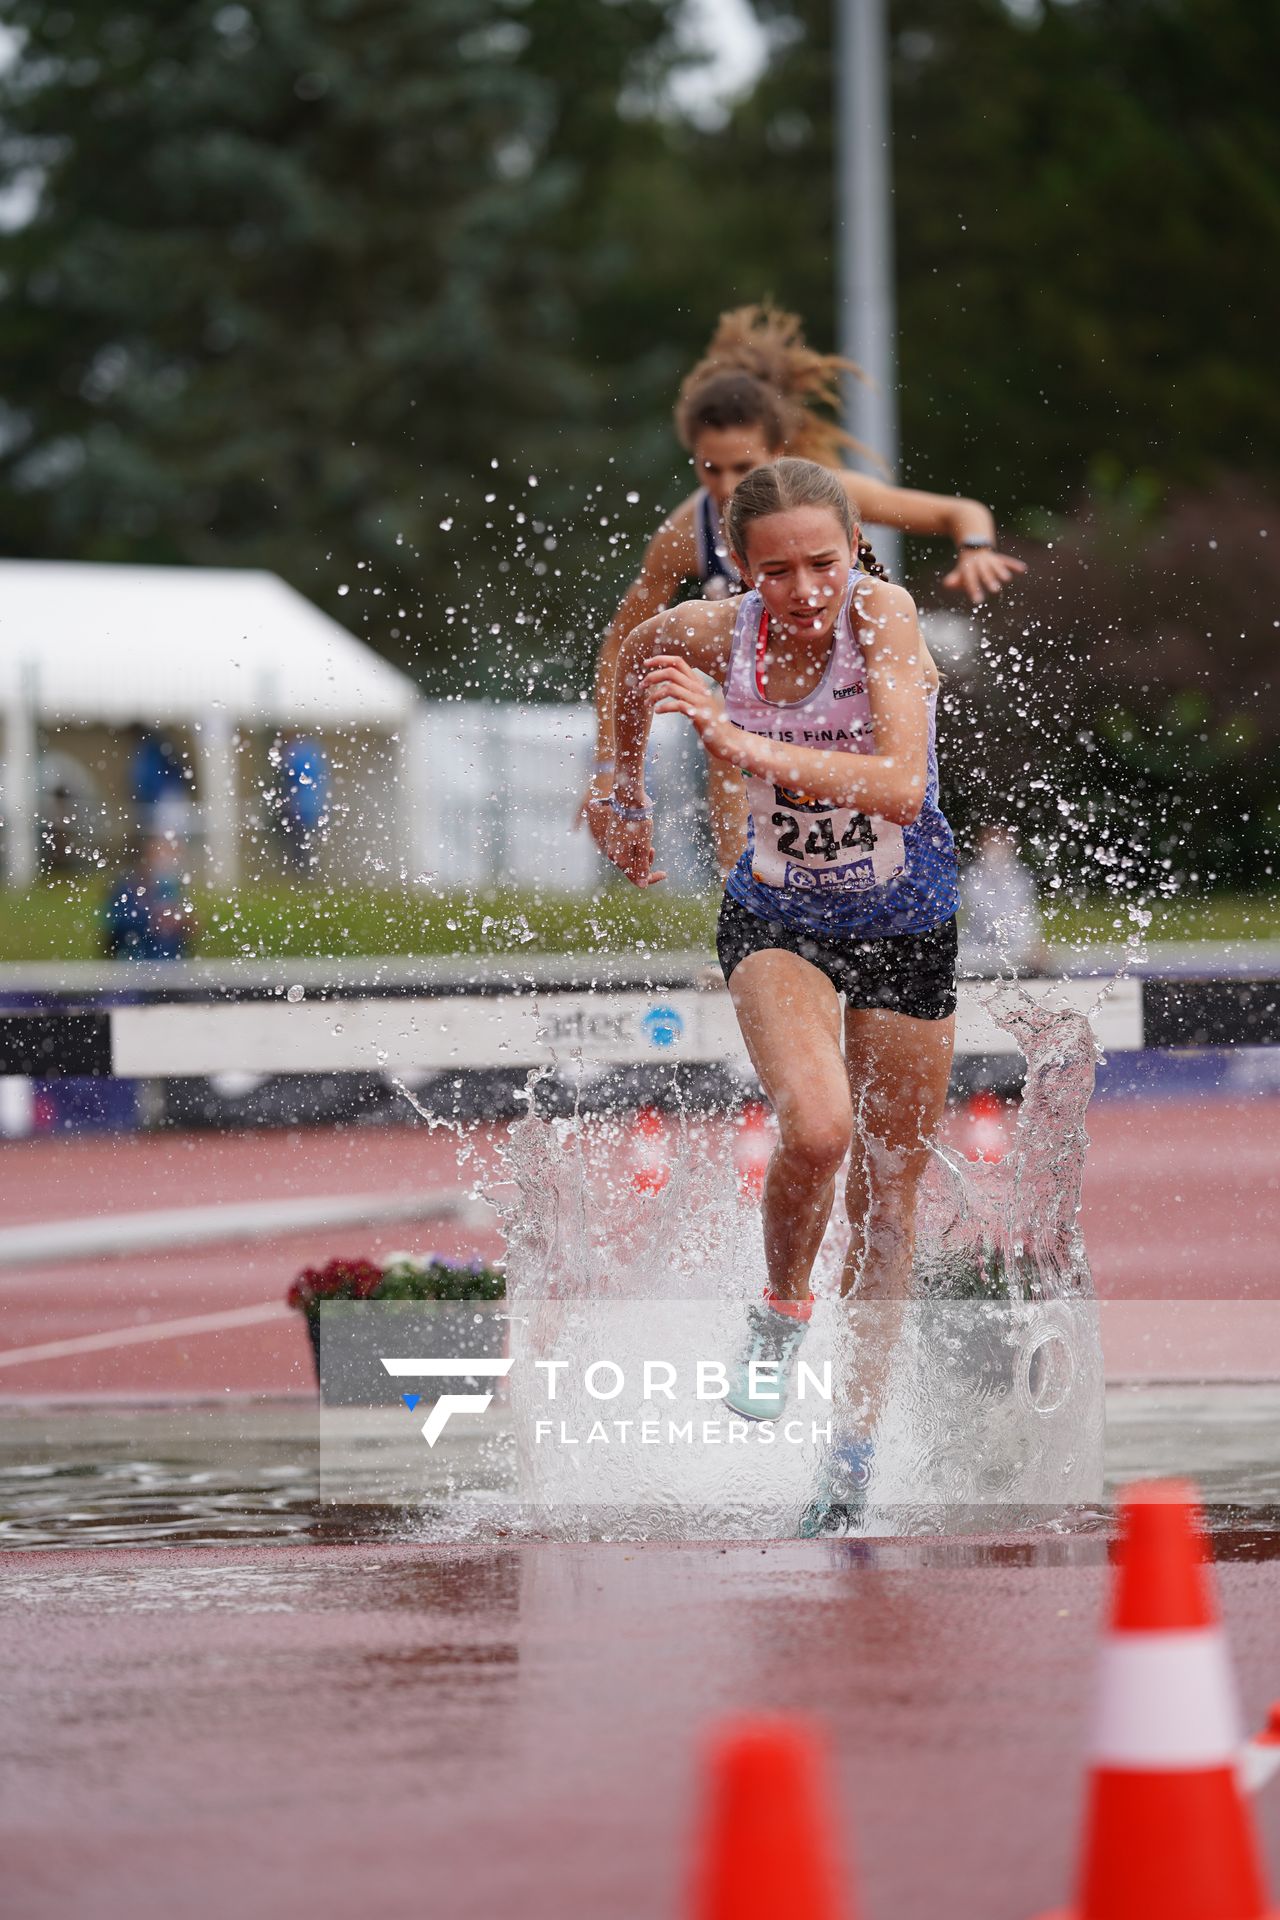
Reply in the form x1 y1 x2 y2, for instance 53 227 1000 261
0 560 420 886
0 560 419 726
0 561 714 900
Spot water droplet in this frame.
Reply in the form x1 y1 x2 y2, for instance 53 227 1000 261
337 584 350 596
286 984 305 1003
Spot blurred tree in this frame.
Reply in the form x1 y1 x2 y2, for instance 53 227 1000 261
692 0 1280 522
892 0 1280 516
940 475 1280 897
673 0 1280 903
0 0 1276 751
0 0 687 683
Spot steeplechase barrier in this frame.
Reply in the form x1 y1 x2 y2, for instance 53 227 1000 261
0 971 1277 1079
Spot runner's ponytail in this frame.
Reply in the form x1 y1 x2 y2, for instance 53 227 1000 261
677 305 880 471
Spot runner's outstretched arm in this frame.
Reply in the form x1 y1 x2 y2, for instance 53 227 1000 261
843 472 1026 605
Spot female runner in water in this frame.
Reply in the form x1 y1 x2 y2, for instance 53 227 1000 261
596 457 958 1533
583 305 1022 876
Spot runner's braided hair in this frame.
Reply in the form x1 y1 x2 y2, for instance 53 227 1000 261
676 304 879 471
724 457 890 582
856 537 890 580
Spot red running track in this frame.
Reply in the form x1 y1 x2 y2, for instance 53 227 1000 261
1 1538 1278 1920
0 1098 1278 1398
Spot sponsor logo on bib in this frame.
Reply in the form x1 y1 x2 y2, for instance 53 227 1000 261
784 858 876 893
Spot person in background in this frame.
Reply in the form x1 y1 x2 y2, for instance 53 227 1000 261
127 724 193 841
273 732 330 875
102 833 200 961
958 823 1053 977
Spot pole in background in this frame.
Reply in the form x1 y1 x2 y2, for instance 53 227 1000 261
835 0 901 577
196 710 240 889
0 660 40 1137
2 660 41 890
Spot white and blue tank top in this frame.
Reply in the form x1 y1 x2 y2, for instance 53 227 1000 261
722 573 959 939
693 488 742 599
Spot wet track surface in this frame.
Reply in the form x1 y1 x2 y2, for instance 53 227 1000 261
2 1099 1278 1917
2 1536 1278 1920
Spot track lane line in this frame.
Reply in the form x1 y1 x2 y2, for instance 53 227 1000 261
0 1301 293 1368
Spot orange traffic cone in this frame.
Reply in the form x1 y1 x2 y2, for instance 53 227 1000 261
1035 1479 1278 1920
690 1717 855 1920
734 1100 774 1200
961 1089 1010 1163
629 1105 670 1195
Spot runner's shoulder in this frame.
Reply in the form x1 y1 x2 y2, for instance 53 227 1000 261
635 496 698 583
650 592 737 670
642 492 694 543
852 573 919 642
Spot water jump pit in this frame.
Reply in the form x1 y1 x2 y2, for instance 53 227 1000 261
3 993 1279 1557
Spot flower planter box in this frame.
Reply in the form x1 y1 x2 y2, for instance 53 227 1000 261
290 1255 507 1407
304 1298 508 1407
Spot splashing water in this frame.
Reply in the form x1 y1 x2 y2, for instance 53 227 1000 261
488 990 1105 1541
872 989 1104 1529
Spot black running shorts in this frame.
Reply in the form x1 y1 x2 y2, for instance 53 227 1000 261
716 893 958 1022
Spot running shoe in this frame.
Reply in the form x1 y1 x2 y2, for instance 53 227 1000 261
798 1432 875 1538
724 1300 811 1421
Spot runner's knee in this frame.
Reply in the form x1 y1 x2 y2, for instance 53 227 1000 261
777 1101 853 1178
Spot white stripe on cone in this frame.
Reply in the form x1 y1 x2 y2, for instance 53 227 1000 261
1092 1630 1242 1768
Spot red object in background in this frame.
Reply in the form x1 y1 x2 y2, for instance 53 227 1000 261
629 1105 670 1195
1034 1480 1278 1920
690 1717 856 1920
734 1101 773 1200
960 1089 1012 1163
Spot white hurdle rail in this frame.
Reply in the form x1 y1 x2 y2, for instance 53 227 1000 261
106 976 1143 1075
5 971 1279 1079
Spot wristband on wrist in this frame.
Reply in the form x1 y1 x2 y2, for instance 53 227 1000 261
592 758 615 775
960 536 996 551
608 796 654 823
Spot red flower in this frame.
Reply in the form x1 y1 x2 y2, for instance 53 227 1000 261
287 1256 385 1310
